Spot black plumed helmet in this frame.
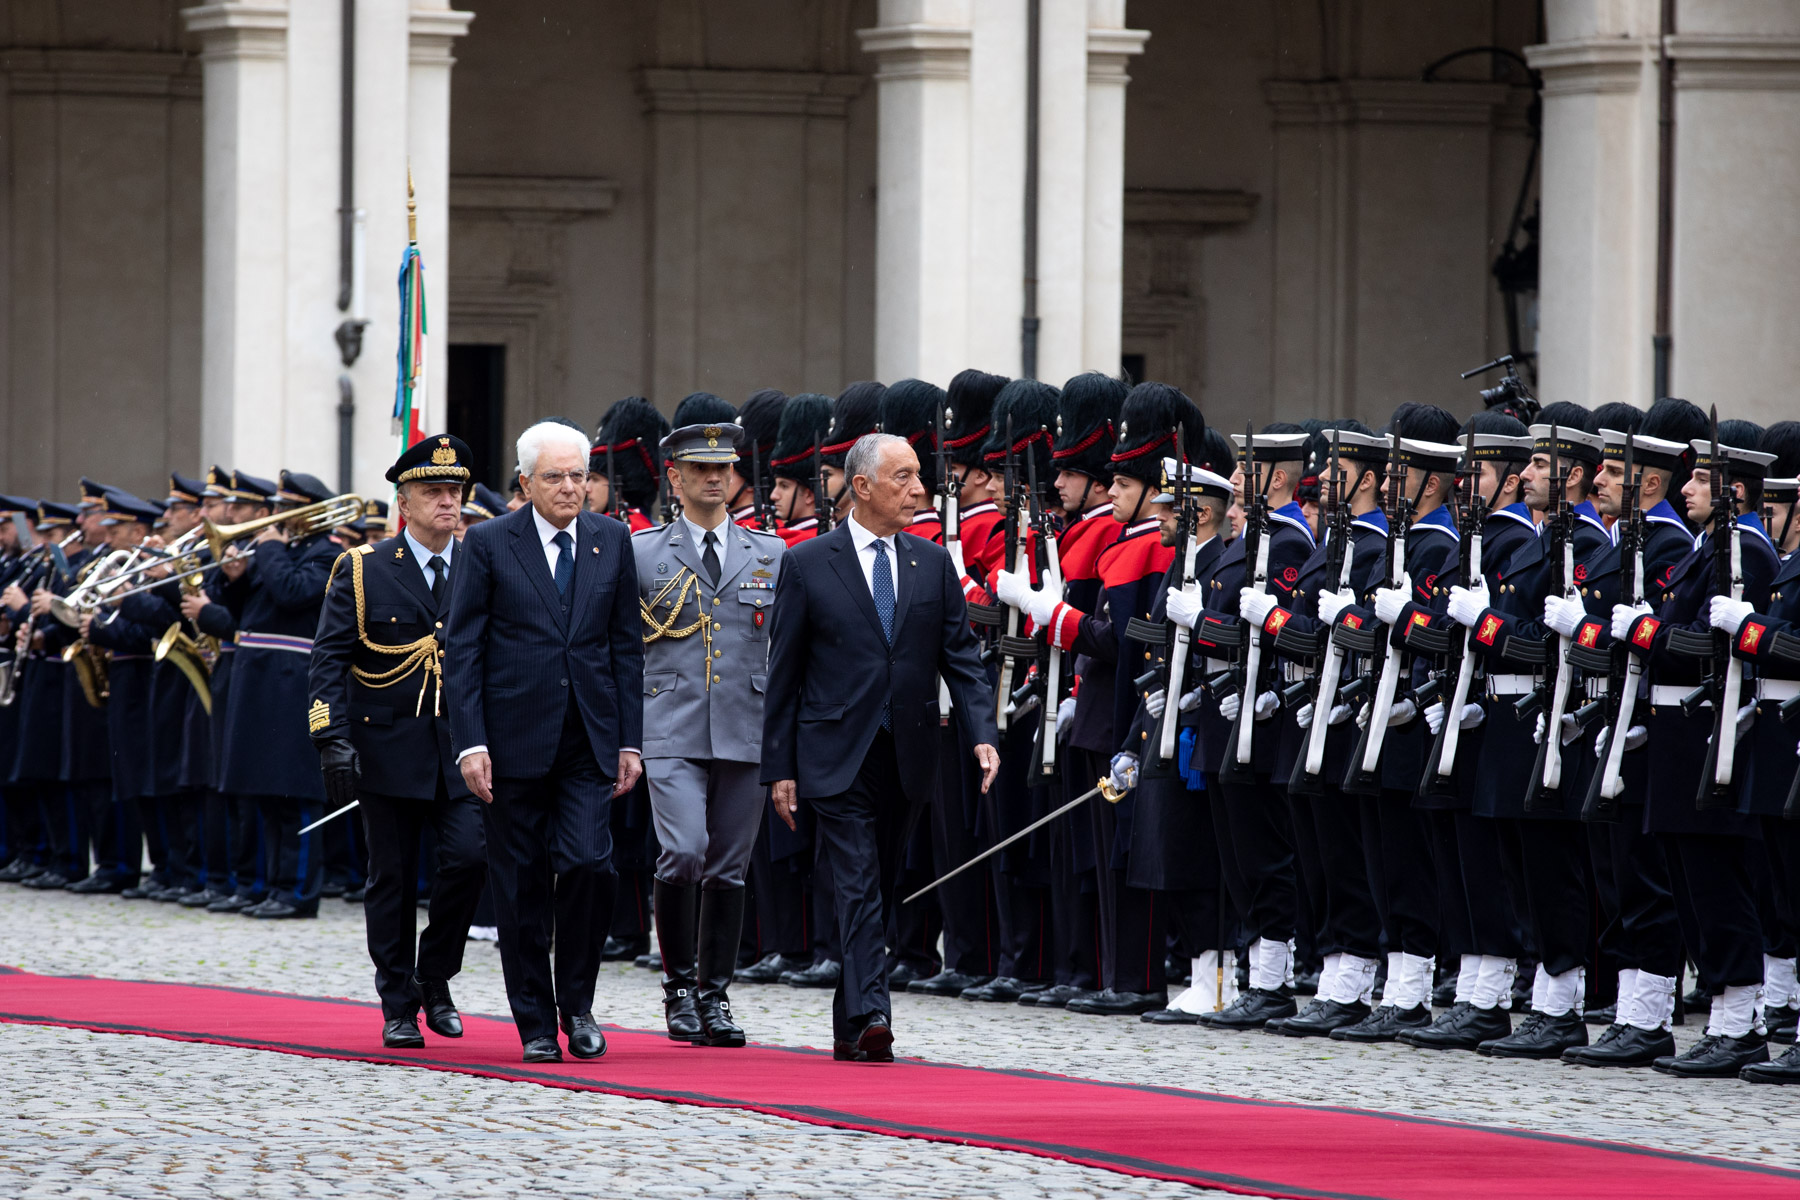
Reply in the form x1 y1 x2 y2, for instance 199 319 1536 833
736 389 787 488
1198 427 1235 476
821 381 886 468
1640 397 1709 493
1536 401 1596 433
944 368 1010 469
1462 410 1529 438
1762 420 1800 478
880 378 949 493
770 392 834 483
673 391 738 428
981 379 1060 494
1111 382 1205 486
593 397 669 509
1718 419 1765 452
1591 401 1643 435
1052 372 1128 481
1387 401 1460 445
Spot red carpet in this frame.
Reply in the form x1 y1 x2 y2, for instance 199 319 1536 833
2 967 1794 1200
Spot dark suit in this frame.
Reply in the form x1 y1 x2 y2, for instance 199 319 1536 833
444 504 643 1044
761 520 996 1041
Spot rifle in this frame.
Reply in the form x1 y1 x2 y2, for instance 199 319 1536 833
1024 434 1065 774
936 401 959 722
604 440 625 523
995 414 1026 733
1586 432 1642 821
811 434 834 534
1289 432 1355 796
1526 425 1579 812
1154 425 1199 765
1697 407 1745 810
749 437 773 531
1219 423 1273 785
1422 431 1487 797
1343 428 1428 796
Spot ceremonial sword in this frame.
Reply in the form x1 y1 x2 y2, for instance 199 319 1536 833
903 777 1126 905
298 799 359 836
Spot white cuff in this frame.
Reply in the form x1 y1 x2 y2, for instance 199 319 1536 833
455 744 488 764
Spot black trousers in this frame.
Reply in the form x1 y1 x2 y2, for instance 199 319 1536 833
1511 818 1592 978
72 780 136 883
1665 833 1764 992
1305 789 1382 959
484 701 616 1044
1108 876 1166 994
1163 884 1233 956
1763 816 1800 960
746 820 810 959
30 784 82 879
929 727 1001 975
1209 771 1297 945
1360 790 1437 960
1452 809 1528 959
250 793 323 911
811 727 911 1042
360 781 486 1019
1602 806 1682 977
225 792 265 899
1 784 44 865
1047 803 1098 990
889 808 943 976
148 792 203 891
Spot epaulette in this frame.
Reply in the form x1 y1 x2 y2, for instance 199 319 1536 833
325 546 364 594
631 524 660 538
354 543 374 554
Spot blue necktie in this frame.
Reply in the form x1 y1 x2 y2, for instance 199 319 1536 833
552 530 573 596
872 540 895 730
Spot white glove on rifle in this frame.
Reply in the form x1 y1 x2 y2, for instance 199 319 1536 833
1178 689 1202 713
1457 702 1484 731
1022 585 1060 627
1446 585 1489 629
1108 752 1139 793
1145 688 1167 719
1166 586 1204 631
1055 696 1077 739
1296 702 1315 730
1252 690 1279 721
1240 587 1279 628
1612 601 1653 642
1329 703 1354 726
1373 577 1412 626
1543 595 1585 639
1737 704 1755 743
1710 595 1753 636
1387 698 1417 727
1560 713 1581 745
993 568 1032 610
1317 589 1352 627
1219 692 1242 722
1424 700 1446 735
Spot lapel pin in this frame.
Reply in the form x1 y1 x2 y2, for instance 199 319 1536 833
394 548 405 560
592 546 599 554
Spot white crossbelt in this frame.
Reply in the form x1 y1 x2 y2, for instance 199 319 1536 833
1204 657 1230 675
1486 673 1535 696
1756 678 1800 702
1649 684 1706 708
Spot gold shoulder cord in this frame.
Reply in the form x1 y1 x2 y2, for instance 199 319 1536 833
640 566 712 690
346 549 445 715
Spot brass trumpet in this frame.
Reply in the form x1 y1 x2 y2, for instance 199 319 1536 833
63 638 109 708
201 493 364 560
155 621 212 715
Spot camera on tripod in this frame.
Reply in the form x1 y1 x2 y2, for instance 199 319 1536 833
1461 354 1540 423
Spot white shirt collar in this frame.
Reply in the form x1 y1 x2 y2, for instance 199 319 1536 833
531 505 576 547
682 511 729 548
847 508 896 555
402 525 454 568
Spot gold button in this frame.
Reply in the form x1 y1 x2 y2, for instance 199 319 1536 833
362 716 370 723
1140 731 1147 740
714 650 722 658
390 616 397 622
435 621 443 628
713 598 720 606
1144 651 1151 660
713 622 721 631
713 675 721 683
650 686 658 695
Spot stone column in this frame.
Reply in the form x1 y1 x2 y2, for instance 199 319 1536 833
407 4 474 439
182 2 291 474
1082 3 1147 382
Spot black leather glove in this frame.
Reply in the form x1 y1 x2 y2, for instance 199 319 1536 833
317 736 360 812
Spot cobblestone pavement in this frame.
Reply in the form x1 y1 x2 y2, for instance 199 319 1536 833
2 886 1796 1199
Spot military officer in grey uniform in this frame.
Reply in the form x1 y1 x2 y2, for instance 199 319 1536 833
634 421 786 1047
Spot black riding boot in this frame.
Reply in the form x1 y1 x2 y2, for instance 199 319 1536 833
697 886 748 1047
654 878 702 1041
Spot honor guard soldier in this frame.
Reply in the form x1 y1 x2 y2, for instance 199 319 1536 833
762 393 835 549
592 397 669 532
309 434 487 1049
817 383 885 531
940 369 1010 606
633 421 785 1046
1611 423 1780 1077
732 389 787 531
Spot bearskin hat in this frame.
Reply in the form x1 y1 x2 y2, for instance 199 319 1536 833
1387 401 1461 445
1110 382 1205 486
672 391 738 429
1717 419 1765 454
1051 372 1128 482
1536 400 1597 434
1197 427 1235 477
880 378 949 494
736 388 787 491
1640 397 1709 495
1590 401 1643 436
769 392 834 484
821 381 886 469
593 397 668 509
1762 420 1800 480
943 368 1011 470
981 379 1060 495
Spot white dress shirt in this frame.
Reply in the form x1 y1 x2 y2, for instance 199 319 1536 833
401 525 455 592
531 505 577 575
845 508 898 598
682 512 730 576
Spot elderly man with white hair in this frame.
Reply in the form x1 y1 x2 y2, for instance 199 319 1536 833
444 419 645 1063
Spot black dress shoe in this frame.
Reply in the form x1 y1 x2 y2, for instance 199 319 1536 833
906 969 988 997
855 1017 894 1063
1431 981 1457 1009
1565 1023 1674 1067
1682 983 1711 1010
1740 1043 1800 1083
1200 988 1296 1030
1331 1003 1432 1043
1141 1007 1203 1025
1763 1004 1798 1045
781 959 841 988
342 887 366 903
419 979 463 1038
1271 999 1370 1038
1653 1032 1767 1078
1478 1011 1588 1058
560 1012 607 1059
23 871 72 890
1065 988 1166 1016
1292 968 1320 996
522 1036 563 1063
320 878 347 898
382 1016 425 1049
151 884 195 902
601 934 649 962
960 975 1029 1003
887 961 933 989
208 892 257 913
119 879 161 900
251 900 316 919
0 857 43 883
1018 983 1087 1008
68 873 130 895
179 888 226 908
735 952 809 984
1398 1002 1509 1050
1583 1003 1617 1026
634 951 663 971
833 1040 859 1061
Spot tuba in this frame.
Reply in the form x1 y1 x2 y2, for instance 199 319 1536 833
155 622 212 715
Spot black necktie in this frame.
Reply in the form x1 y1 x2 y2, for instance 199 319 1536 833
552 530 573 596
428 554 447 606
702 530 721 586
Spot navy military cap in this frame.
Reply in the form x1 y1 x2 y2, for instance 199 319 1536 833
346 498 389 534
36 500 78 530
229 471 277 504
387 433 474 486
78 477 114 510
277 470 333 505
167 472 207 506
0 494 37 515
100 490 164 526
461 483 506 521
203 465 235 499
660 421 744 465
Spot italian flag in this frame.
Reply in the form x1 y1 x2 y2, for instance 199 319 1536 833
393 239 427 452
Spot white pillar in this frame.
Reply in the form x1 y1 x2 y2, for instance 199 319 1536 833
1082 3 1146 382
1032 0 1090 386
183 2 290 474
407 5 472 437
962 0 1026 376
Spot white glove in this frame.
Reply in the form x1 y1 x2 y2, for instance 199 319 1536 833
1296 702 1314 730
1373 577 1412 626
1457 702 1485 731
1447 585 1489 629
1166 586 1203 631
1240 587 1279 628
993 568 1032 610
1219 692 1241 722
1253 691 1279 721
1612 602 1653 642
1424 700 1446 735
1736 703 1755 742
1387 698 1417 727
1108 752 1139 793
1624 725 1647 752
1317 589 1351 627
1329 703 1354 726
1710 595 1753 636
1560 713 1582 746
1543 595 1585 639
1355 703 1370 730
1021 585 1060 628
1056 696 1077 739
1178 689 1202 713
1145 688 1167 719
1533 713 1545 745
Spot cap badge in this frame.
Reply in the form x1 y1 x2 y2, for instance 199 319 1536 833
431 438 457 467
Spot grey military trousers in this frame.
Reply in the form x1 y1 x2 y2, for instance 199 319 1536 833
643 757 765 889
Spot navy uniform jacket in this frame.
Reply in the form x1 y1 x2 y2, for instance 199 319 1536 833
1729 548 1800 814
217 533 336 801
116 584 198 799
85 602 159 801
310 536 470 802
48 546 111 784
446 505 643 780
193 570 247 791
9 559 68 785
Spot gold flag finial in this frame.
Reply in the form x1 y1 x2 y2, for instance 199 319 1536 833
406 162 417 245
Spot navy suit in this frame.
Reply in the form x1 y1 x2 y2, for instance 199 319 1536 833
443 504 644 1044
760 521 995 1041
